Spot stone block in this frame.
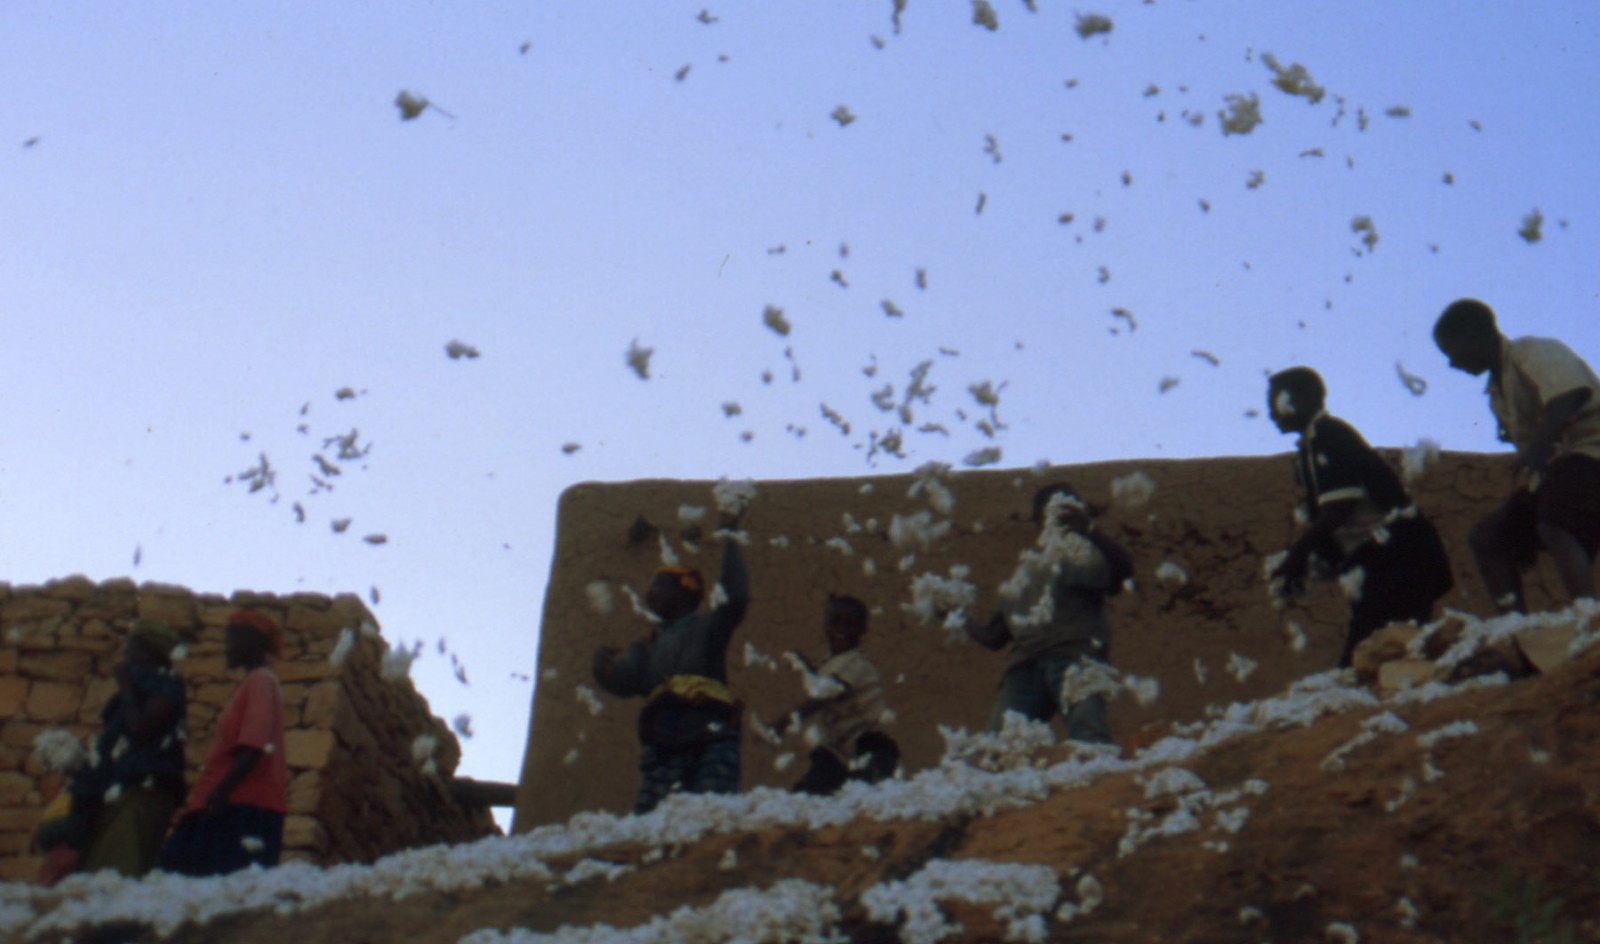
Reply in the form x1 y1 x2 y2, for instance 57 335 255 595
287 770 323 815
194 682 238 710
137 594 198 630
179 656 229 683
1 597 72 623
1516 624 1580 674
41 575 97 602
198 604 238 628
99 578 137 594
79 679 118 724
1 721 46 751
0 807 44 832
0 856 37 883
286 729 335 770
301 681 344 729
1378 659 1436 697
19 649 95 682
1350 623 1421 684
283 813 328 852
0 772 32 805
0 648 15 674
276 661 337 683
26 682 82 723
0 677 26 718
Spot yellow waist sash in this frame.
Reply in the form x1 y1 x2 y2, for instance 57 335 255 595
648 674 733 706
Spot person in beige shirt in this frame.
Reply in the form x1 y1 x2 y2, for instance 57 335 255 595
1434 298 1600 611
772 595 898 795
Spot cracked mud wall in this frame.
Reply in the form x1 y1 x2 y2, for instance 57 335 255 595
515 450 1552 830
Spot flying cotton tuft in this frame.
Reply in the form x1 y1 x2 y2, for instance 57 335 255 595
1401 439 1441 485
585 581 614 616
762 305 791 336
1074 12 1113 38
625 338 654 379
713 478 757 515
1219 93 1264 135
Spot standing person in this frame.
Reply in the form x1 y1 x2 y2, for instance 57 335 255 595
46 621 187 882
962 483 1134 744
771 594 899 796
1265 367 1454 667
593 513 749 814
1433 298 1600 611
159 609 288 876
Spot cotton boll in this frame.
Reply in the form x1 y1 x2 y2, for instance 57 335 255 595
1284 620 1307 652
1261 53 1325 102
541 667 560 682
718 848 739 870
1325 922 1359 943
1519 208 1544 243
773 752 795 772
1339 567 1366 601
381 642 417 682
678 504 707 523
575 685 605 717
31 730 87 774
658 533 680 566
1226 652 1259 683
970 0 999 30
713 478 757 515
411 734 437 766
1219 92 1263 135
562 748 579 766
620 585 662 623
327 628 356 668
452 714 474 739
1193 658 1208 685
1156 561 1189 588
964 446 1002 467
1401 438 1440 485
1110 470 1156 508
761 304 791 336
824 536 854 556
862 557 877 577
585 581 614 616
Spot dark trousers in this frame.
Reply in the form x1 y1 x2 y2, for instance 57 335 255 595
158 804 284 877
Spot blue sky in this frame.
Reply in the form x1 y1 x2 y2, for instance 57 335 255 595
3 1 1597 799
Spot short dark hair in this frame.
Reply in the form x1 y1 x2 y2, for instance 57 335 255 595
1031 483 1083 524
826 594 869 633
1434 298 1497 344
1268 366 1326 414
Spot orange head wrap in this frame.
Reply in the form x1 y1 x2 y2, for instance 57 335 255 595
653 565 704 599
228 608 282 654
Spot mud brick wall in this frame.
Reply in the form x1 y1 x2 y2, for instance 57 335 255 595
515 450 1566 830
0 579 495 882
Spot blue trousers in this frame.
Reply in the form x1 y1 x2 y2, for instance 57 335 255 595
634 738 741 814
988 656 1112 744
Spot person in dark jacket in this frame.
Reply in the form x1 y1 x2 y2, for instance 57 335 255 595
1267 366 1453 666
594 512 750 814
59 619 188 879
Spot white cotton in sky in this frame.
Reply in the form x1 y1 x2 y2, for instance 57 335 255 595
1519 207 1544 243
362 533 388 546
444 339 479 360
452 713 474 739
1261 53 1325 103
381 641 416 682
1075 12 1113 38
1351 215 1379 251
1395 362 1427 396
1219 92 1263 135
762 304 791 336
830 104 855 126
964 446 1002 467
625 338 653 379
971 0 999 31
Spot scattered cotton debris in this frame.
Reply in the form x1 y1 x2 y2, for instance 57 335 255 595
1261 53 1325 102
585 581 615 616
964 446 1002 467
1156 561 1189 588
762 304 791 336
1225 652 1258 683
31 730 87 774
713 478 758 516
830 104 856 126
328 628 356 668
453 714 474 739
445 340 480 360
1518 208 1544 243
626 338 654 379
1401 438 1440 485
1395 362 1427 396
1219 92 1263 135
971 0 999 31
576 685 605 717
1351 215 1379 251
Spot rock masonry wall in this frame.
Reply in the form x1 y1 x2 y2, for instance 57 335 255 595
514 450 1567 831
0 579 495 882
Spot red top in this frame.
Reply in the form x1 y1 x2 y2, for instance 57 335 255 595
187 666 289 814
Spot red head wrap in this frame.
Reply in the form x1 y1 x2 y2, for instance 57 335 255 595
228 608 282 654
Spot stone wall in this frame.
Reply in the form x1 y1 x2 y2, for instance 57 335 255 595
0 579 496 882
514 450 1567 830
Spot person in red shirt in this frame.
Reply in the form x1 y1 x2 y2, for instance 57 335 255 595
159 609 288 876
